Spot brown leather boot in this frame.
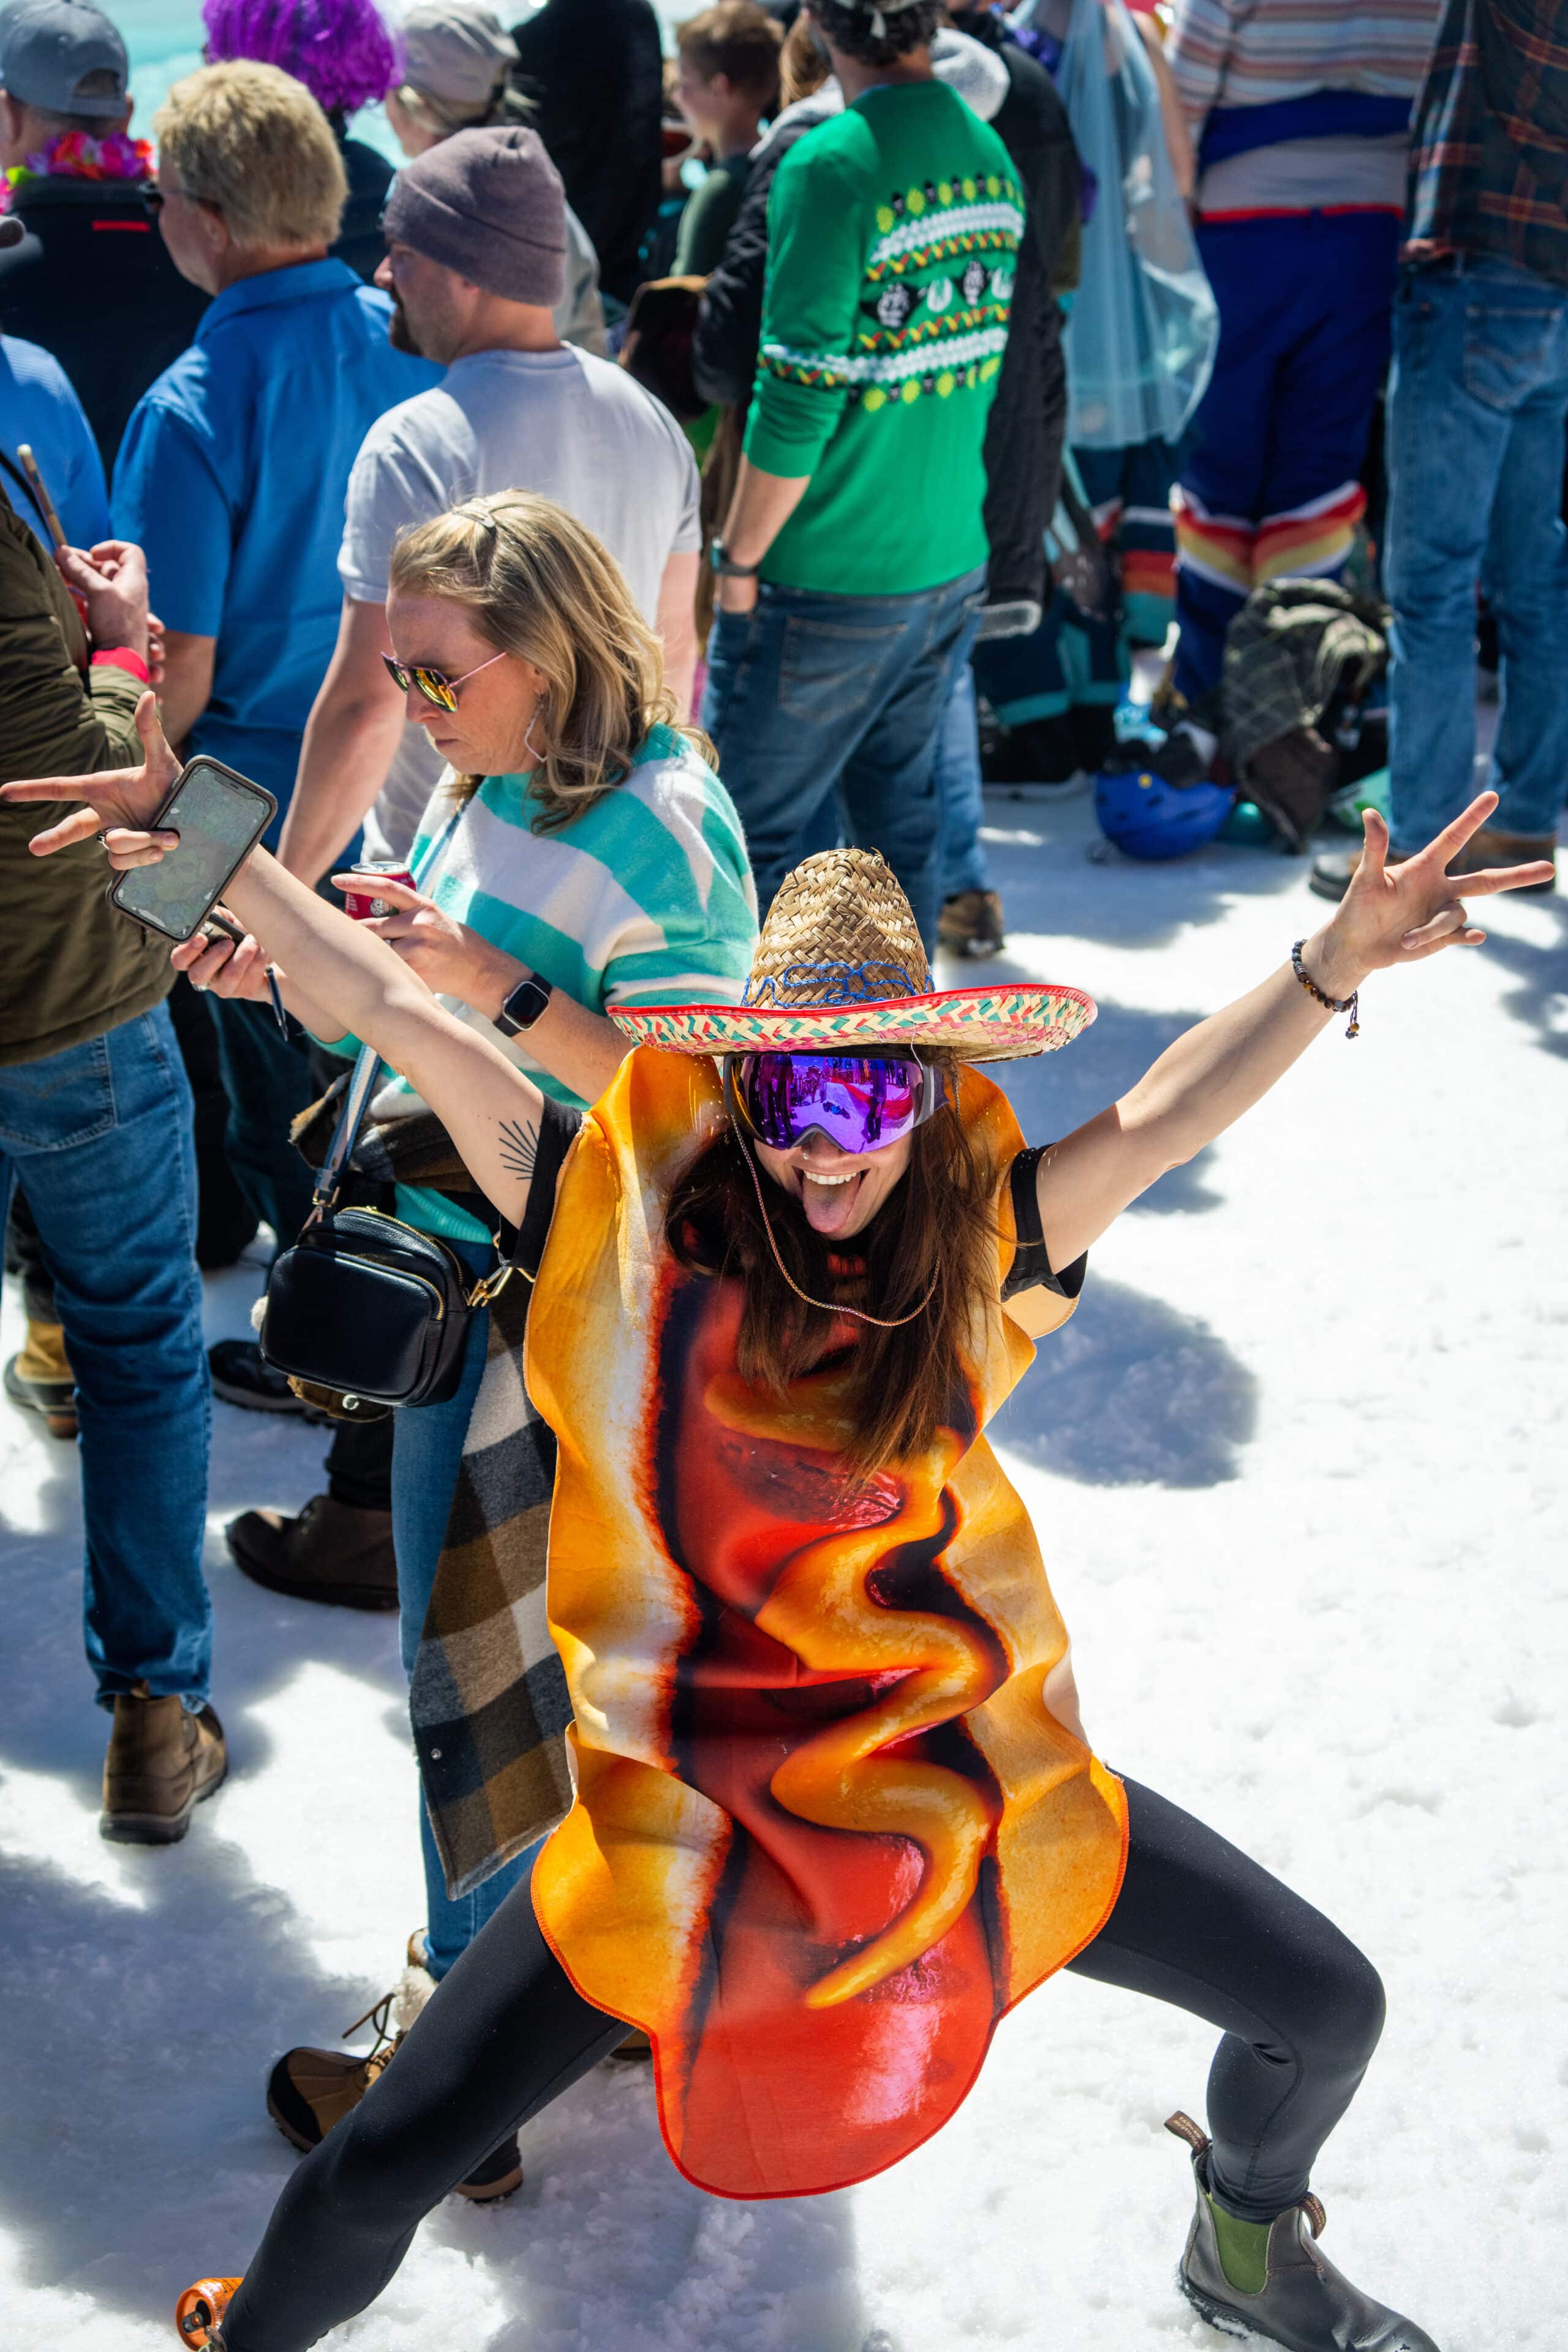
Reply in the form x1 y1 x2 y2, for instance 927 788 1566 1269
101 1684 227 1845
1444 823 1556 891
4 1317 77 1438
225 1494 397 1611
266 1937 524 2202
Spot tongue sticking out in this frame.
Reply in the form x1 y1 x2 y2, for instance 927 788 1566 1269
801 1169 864 1238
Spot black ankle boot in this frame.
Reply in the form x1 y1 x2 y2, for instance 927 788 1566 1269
1166 2113 1441 2351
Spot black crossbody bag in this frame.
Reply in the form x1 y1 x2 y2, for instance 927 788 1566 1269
259 1047 575 1410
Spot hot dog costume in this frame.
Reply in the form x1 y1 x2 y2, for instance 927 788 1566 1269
524 849 1129 2199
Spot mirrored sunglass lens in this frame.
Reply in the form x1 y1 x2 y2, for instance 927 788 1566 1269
413 668 458 711
743 1055 921 1149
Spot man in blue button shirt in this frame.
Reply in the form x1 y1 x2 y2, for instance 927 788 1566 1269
113 59 437 1250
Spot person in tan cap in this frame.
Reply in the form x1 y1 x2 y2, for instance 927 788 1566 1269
20 701 1544 2342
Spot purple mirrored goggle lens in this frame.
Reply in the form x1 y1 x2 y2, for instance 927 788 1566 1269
733 1052 940 1153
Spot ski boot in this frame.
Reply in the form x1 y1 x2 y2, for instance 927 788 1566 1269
1166 2113 1441 2350
175 2277 241 2348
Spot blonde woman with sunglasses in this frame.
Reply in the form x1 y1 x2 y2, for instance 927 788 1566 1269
159 487 756 2190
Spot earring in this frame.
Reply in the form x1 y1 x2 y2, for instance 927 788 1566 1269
524 707 545 764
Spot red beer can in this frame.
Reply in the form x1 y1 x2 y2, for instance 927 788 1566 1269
342 861 415 921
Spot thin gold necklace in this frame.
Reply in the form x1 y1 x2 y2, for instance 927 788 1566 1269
736 1136 937 1330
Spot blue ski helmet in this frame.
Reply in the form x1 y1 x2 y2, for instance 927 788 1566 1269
1093 764 1235 861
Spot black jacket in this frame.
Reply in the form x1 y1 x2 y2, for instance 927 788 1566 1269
333 126 396 285
691 108 827 412
978 37 1080 628
511 0 663 304
0 178 209 471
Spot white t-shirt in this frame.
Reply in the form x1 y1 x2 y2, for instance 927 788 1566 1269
339 347 703 858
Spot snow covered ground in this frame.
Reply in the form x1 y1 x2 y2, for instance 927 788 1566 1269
2 788 1564 2352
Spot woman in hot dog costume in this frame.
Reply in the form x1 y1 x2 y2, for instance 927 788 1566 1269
11 720 1534 2349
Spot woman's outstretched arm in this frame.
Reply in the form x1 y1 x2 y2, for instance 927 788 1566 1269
1030 795 1552 1273
0 696 553 1230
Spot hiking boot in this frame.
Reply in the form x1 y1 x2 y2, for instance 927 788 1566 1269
101 1684 227 1845
227 1494 398 1611
208 1337 330 1419
1167 2113 1441 2351
4 1317 77 1438
453 2133 524 2201
938 888 1006 959
1444 824 1556 890
1311 824 1556 903
265 1937 434 2153
266 1937 525 2202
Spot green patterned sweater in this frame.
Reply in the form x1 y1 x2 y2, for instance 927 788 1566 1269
744 80 1022 597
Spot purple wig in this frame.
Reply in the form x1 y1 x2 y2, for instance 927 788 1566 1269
202 0 398 118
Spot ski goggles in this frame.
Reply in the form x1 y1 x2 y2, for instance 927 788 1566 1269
726 1052 950 1155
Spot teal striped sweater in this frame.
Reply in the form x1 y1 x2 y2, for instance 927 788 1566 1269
329 726 757 1243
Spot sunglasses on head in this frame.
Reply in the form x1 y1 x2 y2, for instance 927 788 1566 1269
726 1051 950 1156
382 649 507 712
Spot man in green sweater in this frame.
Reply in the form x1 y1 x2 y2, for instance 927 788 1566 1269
701 0 1020 948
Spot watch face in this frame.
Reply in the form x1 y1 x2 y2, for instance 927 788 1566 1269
503 975 552 1033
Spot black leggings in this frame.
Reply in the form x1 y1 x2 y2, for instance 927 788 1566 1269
223 1778 1384 2352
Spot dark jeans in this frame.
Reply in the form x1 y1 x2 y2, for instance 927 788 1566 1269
205 995 319 1250
0 1004 211 1705
701 568 986 950
221 1776 1385 2351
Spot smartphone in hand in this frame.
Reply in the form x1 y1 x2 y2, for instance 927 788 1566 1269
108 756 277 942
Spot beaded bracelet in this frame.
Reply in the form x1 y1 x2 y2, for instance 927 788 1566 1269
1292 940 1359 1037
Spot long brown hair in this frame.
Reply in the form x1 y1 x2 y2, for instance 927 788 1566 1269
665 1065 1001 1473
389 490 714 833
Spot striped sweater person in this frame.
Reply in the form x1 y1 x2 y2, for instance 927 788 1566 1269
328 724 758 1242
1166 0 1441 706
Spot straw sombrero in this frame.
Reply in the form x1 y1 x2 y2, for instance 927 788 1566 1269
608 848 1095 1063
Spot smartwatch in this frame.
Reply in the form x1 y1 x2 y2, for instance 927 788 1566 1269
708 538 762 578
495 971 553 1036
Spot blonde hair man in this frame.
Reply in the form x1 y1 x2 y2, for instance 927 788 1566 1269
152 55 346 252
110 58 437 1284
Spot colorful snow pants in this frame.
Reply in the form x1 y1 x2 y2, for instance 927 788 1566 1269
1173 209 1402 703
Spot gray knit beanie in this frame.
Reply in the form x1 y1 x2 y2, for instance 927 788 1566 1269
383 124 566 307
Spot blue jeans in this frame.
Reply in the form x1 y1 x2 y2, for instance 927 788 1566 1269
702 568 987 949
389 1241 530 1980
1384 257 1568 849
936 660 990 900
0 1003 211 1706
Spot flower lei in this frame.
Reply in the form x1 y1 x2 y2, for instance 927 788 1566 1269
1 130 154 211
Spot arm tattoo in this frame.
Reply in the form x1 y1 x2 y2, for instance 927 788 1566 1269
498 1117 538 1182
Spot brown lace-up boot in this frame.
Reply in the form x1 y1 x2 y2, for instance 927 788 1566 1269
101 1684 226 1845
265 1936 526 2203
